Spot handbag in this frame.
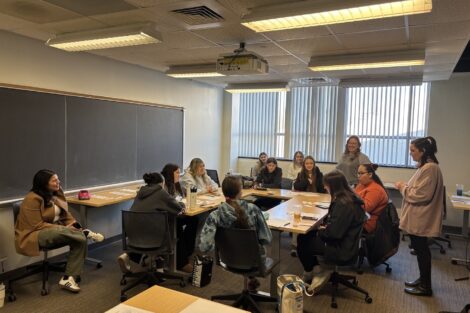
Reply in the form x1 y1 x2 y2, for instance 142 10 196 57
191 255 213 287
277 274 314 313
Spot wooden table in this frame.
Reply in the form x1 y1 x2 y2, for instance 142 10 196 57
106 285 248 313
240 189 330 295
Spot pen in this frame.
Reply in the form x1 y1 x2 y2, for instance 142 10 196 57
283 222 290 226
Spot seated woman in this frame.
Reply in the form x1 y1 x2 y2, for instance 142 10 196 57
15 169 104 293
181 158 218 193
286 151 304 180
161 163 185 200
296 171 365 293
293 156 326 193
251 152 268 179
119 172 197 273
355 164 389 233
199 175 272 290
255 157 282 188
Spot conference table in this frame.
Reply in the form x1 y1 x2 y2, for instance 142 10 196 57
106 285 249 313
67 185 330 295
450 195 470 266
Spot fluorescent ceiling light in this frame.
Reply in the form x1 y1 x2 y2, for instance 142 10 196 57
46 23 162 52
309 50 425 72
166 64 225 78
225 83 289 93
241 0 432 32
339 76 423 87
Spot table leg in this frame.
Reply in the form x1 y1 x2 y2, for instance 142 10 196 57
78 204 103 267
451 210 470 266
270 230 281 297
167 215 190 281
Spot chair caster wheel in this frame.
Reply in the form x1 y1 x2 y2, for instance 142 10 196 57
365 296 373 304
41 289 49 296
96 263 103 269
451 259 458 265
440 248 446 254
120 278 127 285
120 294 128 302
180 280 186 287
8 294 17 302
386 267 392 273
331 302 338 309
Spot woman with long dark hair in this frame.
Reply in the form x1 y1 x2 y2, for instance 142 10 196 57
336 136 371 185
161 163 184 199
293 156 326 193
297 171 365 293
395 136 443 296
15 169 103 293
355 163 389 233
199 176 272 290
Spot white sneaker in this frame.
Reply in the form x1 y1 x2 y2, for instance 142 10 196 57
117 253 131 273
84 229 104 242
59 276 80 293
309 270 331 293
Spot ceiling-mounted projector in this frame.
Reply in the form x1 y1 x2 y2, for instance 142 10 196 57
216 42 268 75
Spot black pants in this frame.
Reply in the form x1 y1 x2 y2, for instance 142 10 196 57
176 215 199 269
297 231 325 272
409 234 432 288
128 215 198 269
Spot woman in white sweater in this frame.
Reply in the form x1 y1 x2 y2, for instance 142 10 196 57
395 136 443 297
181 158 218 193
286 151 304 180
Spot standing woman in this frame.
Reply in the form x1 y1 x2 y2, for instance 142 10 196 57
336 136 371 185
181 158 218 193
15 169 103 293
287 151 304 180
293 156 326 193
355 164 389 233
251 152 268 179
395 136 443 296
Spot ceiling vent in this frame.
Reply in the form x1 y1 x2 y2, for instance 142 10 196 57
291 77 338 86
170 5 224 25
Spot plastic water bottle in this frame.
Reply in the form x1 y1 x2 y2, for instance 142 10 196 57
186 185 191 210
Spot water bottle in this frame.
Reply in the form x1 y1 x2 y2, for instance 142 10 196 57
186 185 191 210
190 186 197 208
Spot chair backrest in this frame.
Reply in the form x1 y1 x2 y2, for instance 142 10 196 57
12 201 22 224
280 178 293 190
442 185 447 219
214 227 261 271
121 210 172 253
206 169 220 187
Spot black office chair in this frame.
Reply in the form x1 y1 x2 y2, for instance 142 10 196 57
280 178 293 190
7 202 67 301
206 169 220 187
119 210 184 302
211 228 278 313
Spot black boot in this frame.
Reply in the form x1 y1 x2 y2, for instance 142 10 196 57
404 278 421 287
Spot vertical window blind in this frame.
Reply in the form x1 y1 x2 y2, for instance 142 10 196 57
344 83 430 167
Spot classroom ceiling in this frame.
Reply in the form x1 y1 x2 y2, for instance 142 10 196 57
1 0 470 87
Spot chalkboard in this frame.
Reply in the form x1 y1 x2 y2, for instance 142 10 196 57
0 86 184 200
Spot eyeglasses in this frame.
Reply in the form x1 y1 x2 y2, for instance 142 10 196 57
357 171 368 177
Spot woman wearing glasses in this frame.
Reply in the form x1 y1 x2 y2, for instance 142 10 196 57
355 163 389 233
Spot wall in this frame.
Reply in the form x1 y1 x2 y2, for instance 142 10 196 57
226 75 470 228
0 30 223 271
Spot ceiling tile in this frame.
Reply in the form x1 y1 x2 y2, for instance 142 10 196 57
44 0 137 16
409 20 470 44
192 23 267 45
337 29 408 51
162 31 217 49
328 16 405 35
408 0 470 26
265 55 304 66
276 36 343 56
0 0 81 24
39 17 106 34
261 25 331 41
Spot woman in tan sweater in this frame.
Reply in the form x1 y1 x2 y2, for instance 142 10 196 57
395 136 444 297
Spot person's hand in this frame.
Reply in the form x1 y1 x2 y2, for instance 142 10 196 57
319 225 326 230
66 221 81 231
207 184 213 193
395 181 405 190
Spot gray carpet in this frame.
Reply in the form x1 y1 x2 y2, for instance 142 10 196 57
2 234 470 313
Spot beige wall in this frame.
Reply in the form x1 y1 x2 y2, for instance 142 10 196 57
0 30 223 271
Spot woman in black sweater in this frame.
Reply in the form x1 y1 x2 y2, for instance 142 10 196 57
293 156 326 193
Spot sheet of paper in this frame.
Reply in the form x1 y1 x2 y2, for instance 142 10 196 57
180 298 245 313
268 218 290 228
120 188 138 193
105 303 153 313
109 191 134 196
91 195 111 200
301 212 321 220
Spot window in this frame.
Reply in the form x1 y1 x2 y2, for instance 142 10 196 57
344 83 430 167
236 83 430 167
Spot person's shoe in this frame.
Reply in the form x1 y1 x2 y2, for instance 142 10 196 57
84 229 104 242
404 285 433 296
179 263 193 273
309 269 331 293
290 249 298 257
301 271 313 284
405 278 421 287
248 277 260 292
59 276 80 293
117 253 131 274
409 249 417 256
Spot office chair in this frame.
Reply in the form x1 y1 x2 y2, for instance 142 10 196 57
119 210 184 302
7 202 67 301
211 228 278 313
280 178 293 190
206 169 220 187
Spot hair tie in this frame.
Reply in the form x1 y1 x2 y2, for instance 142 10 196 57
225 196 232 201
427 138 432 144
